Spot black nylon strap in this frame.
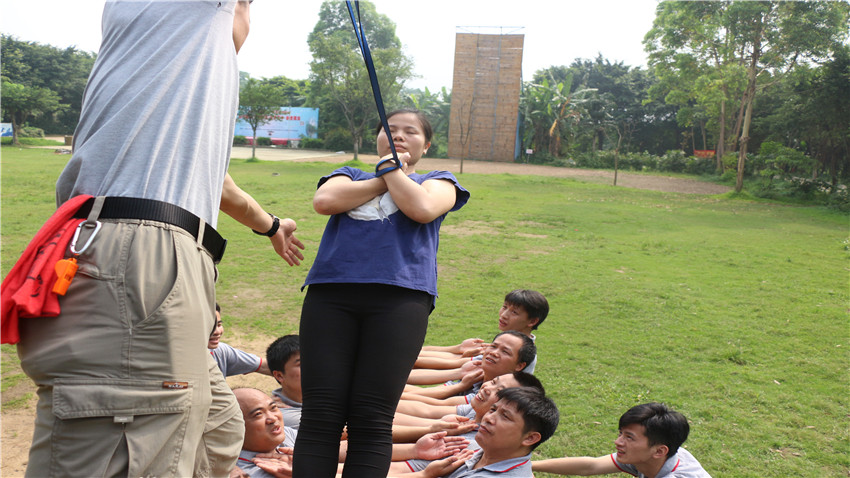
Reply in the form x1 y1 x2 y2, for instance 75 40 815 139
346 1 399 168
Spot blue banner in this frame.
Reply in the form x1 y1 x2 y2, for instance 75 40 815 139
234 107 319 145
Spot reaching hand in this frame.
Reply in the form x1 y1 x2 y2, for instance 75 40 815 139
271 218 305 266
459 365 484 388
421 449 476 478
459 338 486 357
414 431 471 460
253 447 294 478
229 466 250 478
430 417 477 436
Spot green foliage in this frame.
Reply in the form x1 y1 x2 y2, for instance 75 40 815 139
644 1 850 192
404 86 451 158
256 136 272 146
0 137 62 146
308 0 413 158
299 137 324 149
233 135 248 146
17 126 45 138
322 127 354 152
1 34 95 133
1 78 68 144
239 76 289 158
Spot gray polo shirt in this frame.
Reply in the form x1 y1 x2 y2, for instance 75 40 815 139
612 448 711 477
236 427 297 478
271 388 302 430
446 449 533 477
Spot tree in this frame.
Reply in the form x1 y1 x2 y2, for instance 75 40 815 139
1 35 95 133
266 76 310 107
307 1 413 159
1 79 67 145
756 46 850 188
645 1 850 192
238 77 287 159
404 86 451 157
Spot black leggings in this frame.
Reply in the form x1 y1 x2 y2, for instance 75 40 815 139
293 283 431 478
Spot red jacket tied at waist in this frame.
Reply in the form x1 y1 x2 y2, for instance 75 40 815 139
1 195 93 344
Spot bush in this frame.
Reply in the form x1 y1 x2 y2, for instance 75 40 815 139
299 137 323 149
256 136 272 146
322 128 353 152
233 135 247 145
19 126 45 138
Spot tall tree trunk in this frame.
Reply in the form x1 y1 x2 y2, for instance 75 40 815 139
716 98 726 171
736 19 764 193
251 125 258 159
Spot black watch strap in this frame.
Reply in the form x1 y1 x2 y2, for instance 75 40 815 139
252 213 280 237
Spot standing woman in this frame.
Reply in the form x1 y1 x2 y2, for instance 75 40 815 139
293 109 470 477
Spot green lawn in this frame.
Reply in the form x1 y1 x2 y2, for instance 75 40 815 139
2 147 848 477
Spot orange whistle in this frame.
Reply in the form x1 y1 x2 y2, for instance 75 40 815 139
53 258 79 295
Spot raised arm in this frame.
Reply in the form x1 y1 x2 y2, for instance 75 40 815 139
532 455 619 476
220 173 305 265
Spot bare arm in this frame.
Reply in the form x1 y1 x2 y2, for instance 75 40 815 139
422 338 485 356
380 157 458 224
532 455 619 476
414 355 470 371
396 399 458 419
312 174 389 215
220 173 305 266
407 367 466 385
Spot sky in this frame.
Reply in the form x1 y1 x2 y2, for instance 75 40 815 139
1 0 660 92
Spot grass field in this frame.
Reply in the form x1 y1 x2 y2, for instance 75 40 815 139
1 147 848 477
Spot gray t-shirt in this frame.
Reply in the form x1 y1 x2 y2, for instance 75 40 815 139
211 343 262 377
56 0 239 226
271 388 303 430
236 427 298 478
612 448 711 478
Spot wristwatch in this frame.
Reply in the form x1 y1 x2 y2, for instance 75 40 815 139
252 213 280 237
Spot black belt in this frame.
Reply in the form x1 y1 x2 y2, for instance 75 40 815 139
73 197 227 263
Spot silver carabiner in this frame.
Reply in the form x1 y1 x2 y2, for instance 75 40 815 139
70 220 102 255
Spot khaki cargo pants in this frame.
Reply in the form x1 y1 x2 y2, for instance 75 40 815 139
18 219 243 477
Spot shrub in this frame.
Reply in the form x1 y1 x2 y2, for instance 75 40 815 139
19 126 45 138
299 137 323 149
256 136 272 146
658 150 688 173
322 128 352 152
233 135 247 145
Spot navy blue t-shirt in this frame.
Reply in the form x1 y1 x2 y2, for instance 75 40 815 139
303 167 469 298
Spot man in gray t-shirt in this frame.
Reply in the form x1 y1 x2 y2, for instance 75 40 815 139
266 334 303 429
16 2 304 477
532 403 711 478
391 387 559 478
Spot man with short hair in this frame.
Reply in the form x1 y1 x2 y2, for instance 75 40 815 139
266 334 303 429
392 387 560 478
394 375 546 474
416 289 549 373
405 331 536 400
532 402 711 477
